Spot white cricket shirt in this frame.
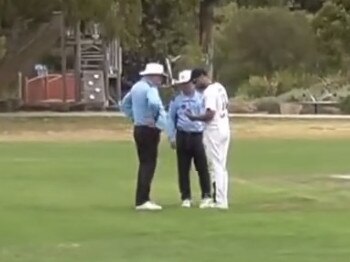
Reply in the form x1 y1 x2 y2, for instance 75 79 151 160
203 82 230 131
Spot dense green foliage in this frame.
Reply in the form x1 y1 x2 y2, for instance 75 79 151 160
0 0 142 46
213 0 350 97
340 95 350 113
215 6 317 94
1 0 350 101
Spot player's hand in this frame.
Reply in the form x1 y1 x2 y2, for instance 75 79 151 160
170 140 176 150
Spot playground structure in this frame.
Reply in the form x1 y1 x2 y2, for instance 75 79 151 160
0 11 181 112
17 12 123 110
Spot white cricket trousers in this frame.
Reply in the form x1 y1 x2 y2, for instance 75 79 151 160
203 128 230 206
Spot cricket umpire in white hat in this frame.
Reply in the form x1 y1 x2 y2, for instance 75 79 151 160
121 63 168 211
168 70 212 208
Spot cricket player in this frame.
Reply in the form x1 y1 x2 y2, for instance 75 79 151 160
121 62 168 211
186 68 230 209
168 70 212 208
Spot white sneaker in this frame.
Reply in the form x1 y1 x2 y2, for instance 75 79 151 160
135 201 162 211
199 198 213 209
181 199 192 208
211 203 229 210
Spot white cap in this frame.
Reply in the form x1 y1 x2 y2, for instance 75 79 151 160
139 63 167 76
174 70 192 85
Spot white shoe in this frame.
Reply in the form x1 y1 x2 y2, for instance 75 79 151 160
211 203 229 210
199 198 213 209
181 199 192 208
135 201 162 211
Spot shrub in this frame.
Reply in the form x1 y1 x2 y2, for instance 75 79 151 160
253 97 281 114
238 71 306 98
238 75 276 98
228 96 257 113
340 95 350 114
215 7 317 91
0 36 6 59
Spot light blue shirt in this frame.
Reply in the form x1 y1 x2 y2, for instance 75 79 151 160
168 91 205 141
121 78 168 132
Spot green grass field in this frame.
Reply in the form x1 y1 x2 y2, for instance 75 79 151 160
1 138 350 261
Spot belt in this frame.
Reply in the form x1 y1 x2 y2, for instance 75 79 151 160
134 125 160 131
177 130 203 136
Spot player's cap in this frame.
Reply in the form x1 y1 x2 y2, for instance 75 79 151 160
190 68 208 82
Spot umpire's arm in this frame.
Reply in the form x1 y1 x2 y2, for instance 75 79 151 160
120 92 133 121
167 98 178 143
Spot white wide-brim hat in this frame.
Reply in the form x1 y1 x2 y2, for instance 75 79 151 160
139 63 167 76
173 70 192 85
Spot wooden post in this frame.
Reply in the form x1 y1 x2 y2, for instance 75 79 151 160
44 75 48 101
24 77 29 105
116 41 122 105
17 72 22 102
60 12 67 103
74 20 81 102
103 41 110 107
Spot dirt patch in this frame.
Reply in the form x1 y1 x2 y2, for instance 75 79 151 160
235 120 350 139
1 118 350 142
0 129 132 142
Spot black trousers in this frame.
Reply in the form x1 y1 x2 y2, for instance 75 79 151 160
176 130 211 200
134 126 160 206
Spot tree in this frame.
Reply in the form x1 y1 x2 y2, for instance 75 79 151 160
121 0 201 82
312 0 350 70
0 0 143 48
215 7 317 93
293 0 325 12
137 0 198 59
235 0 289 7
333 0 350 10
0 36 5 59
61 0 142 43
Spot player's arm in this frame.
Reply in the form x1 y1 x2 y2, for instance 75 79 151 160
187 109 215 122
186 89 216 122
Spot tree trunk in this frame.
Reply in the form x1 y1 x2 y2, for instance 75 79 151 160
199 0 215 53
199 0 216 78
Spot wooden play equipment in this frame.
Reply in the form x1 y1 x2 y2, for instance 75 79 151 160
21 12 122 110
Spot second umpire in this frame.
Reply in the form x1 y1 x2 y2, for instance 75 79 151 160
168 70 212 209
